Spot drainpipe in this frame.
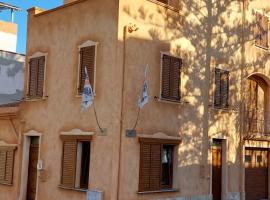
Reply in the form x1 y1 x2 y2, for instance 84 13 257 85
116 24 139 200
239 0 246 199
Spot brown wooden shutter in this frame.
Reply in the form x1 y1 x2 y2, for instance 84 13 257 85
79 46 96 94
139 143 151 191
214 68 221 107
28 58 38 97
161 55 171 99
161 55 181 101
221 71 229 108
36 56 45 98
139 143 162 192
255 13 262 46
255 13 269 48
262 15 269 48
171 57 181 101
0 148 15 185
61 140 77 188
248 80 258 132
149 144 161 191
0 150 6 183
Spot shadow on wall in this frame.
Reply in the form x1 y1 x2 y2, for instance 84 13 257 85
121 0 270 196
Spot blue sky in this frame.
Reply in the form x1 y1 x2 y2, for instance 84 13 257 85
0 0 63 54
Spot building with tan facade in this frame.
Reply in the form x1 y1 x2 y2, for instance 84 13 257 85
0 0 270 200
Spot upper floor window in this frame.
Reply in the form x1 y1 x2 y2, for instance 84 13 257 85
214 68 229 109
255 12 269 49
77 40 98 95
27 54 46 99
160 54 182 102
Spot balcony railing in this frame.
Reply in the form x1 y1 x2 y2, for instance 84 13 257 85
243 109 270 137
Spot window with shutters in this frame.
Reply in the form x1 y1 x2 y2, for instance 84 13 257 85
214 68 229 109
27 53 47 99
77 40 98 95
160 54 182 102
255 12 269 49
60 135 91 190
138 138 179 192
0 146 16 186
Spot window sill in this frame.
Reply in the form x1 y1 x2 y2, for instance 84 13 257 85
138 188 179 194
0 182 12 186
209 105 238 113
23 96 48 102
155 96 189 105
58 185 87 192
146 0 180 13
254 44 269 51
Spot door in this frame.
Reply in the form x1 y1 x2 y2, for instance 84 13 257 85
245 148 268 200
27 137 39 200
212 139 222 200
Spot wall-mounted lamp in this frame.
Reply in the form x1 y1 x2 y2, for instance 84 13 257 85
127 23 139 33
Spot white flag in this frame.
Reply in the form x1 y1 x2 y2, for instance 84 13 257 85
81 67 94 112
138 65 149 109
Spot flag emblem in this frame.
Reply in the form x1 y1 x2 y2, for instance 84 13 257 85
138 65 149 109
81 67 94 112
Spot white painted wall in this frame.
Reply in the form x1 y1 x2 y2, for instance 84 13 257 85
0 31 17 52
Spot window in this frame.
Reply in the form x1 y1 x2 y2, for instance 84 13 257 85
160 54 182 102
255 12 269 49
60 135 91 190
78 41 97 95
27 55 46 99
0 146 16 185
214 68 229 108
138 138 179 192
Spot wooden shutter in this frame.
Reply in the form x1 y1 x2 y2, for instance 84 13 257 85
161 55 181 101
255 12 269 48
139 143 161 192
262 15 269 48
36 56 45 98
61 140 77 188
79 46 96 94
214 68 221 107
221 71 229 108
0 148 15 185
149 144 161 190
28 56 45 98
171 57 181 101
161 55 171 99
28 58 38 97
139 143 151 191
248 80 258 132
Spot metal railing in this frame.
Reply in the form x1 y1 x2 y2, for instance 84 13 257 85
243 109 270 137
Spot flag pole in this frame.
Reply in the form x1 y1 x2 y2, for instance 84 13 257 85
93 100 104 133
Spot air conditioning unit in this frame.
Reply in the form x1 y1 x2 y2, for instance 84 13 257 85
87 190 103 200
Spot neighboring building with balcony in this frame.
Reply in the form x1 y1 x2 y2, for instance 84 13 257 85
0 2 25 200
1 0 270 200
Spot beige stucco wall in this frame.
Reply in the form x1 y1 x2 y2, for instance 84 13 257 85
21 0 121 200
1 0 270 200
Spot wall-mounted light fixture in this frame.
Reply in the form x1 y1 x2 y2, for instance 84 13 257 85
127 23 139 33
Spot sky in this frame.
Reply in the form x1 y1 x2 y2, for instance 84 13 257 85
0 0 63 54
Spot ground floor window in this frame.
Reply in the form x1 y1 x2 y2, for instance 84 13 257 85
0 146 16 185
138 138 179 192
60 135 91 190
